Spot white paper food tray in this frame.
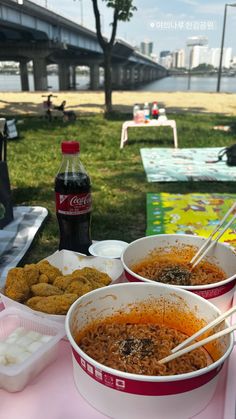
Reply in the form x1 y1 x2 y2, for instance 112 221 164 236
0 249 124 324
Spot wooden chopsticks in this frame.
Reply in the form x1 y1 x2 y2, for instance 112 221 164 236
189 202 236 270
158 305 236 365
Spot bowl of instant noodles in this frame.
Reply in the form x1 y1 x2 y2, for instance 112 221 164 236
65 282 234 419
121 234 236 312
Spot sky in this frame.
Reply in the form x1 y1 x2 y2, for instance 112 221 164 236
35 0 236 57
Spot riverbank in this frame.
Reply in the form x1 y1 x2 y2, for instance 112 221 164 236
0 91 236 116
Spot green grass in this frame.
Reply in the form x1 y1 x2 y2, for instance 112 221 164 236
5 112 236 263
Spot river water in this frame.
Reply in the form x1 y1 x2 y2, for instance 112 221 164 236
138 75 236 93
0 74 89 92
0 73 235 93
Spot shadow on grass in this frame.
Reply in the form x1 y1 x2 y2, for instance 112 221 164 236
4 107 236 264
12 186 54 203
91 166 236 242
0 100 44 117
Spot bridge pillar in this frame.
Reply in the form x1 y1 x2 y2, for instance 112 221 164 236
90 63 100 90
122 65 136 87
136 66 144 83
58 62 70 90
33 57 48 90
123 66 129 85
20 59 29 91
144 68 149 83
146 68 152 83
149 68 153 81
112 65 123 88
71 65 77 90
130 66 136 85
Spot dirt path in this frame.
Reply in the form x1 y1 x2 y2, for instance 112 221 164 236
0 90 236 116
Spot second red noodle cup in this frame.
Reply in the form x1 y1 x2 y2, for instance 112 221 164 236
65 283 234 419
121 234 236 312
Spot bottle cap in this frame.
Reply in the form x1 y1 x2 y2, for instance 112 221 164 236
61 141 80 154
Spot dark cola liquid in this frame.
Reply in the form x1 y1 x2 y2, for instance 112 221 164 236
55 172 92 255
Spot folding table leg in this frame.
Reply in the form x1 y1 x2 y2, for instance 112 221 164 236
173 125 178 148
120 127 128 149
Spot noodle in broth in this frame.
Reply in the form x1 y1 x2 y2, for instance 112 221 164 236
131 245 226 286
76 321 212 376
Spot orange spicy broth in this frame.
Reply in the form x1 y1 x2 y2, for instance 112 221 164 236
131 245 227 286
74 304 219 376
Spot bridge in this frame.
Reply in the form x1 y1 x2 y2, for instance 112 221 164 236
0 0 167 91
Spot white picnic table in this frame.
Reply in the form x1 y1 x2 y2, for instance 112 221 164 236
120 118 178 149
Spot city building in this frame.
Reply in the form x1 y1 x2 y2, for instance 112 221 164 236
189 46 232 69
209 48 220 68
160 50 171 57
221 48 232 68
140 41 153 57
190 45 209 68
159 50 172 68
172 49 185 68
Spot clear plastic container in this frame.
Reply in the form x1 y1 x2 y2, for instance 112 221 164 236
0 307 65 392
89 240 128 259
158 108 167 121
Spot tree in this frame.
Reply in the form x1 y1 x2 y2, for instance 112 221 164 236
192 63 215 72
91 0 136 114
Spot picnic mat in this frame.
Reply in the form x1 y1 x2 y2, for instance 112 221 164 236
0 206 48 287
140 147 236 182
146 193 236 248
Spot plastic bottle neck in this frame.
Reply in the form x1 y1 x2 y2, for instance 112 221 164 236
62 151 79 157
58 151 87 176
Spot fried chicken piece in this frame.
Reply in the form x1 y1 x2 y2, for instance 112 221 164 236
26 294 78 315
36 260 62 283
5 267 23 288
31 283 63 297
26 296 42 309
5 268 30 302
38 273 50 283
53 274 77 291
66 280 92 297
74 267 112 286
86 278 104 290
23 264 40 286
54 274 88 291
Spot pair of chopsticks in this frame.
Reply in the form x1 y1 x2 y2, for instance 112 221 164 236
158 305 236 365
189 202 236 270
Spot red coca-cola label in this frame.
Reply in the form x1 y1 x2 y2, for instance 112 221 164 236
56 192 92 215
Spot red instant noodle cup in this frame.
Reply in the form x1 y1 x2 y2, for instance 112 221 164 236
121 234 236 312
65 282 234 419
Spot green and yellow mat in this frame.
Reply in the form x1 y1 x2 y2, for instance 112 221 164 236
146 193 236 248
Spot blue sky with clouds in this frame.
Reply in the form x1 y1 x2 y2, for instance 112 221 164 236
42 0 236 56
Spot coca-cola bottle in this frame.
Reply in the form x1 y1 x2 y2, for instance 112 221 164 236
55 141 92 255
151 102 159 119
